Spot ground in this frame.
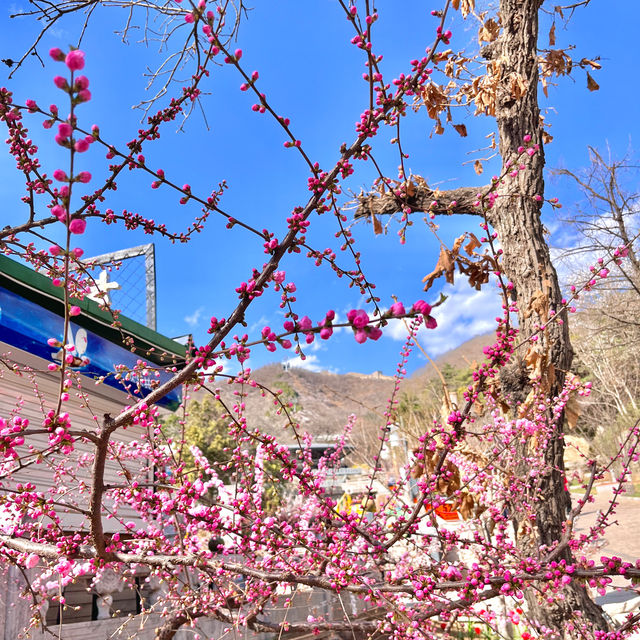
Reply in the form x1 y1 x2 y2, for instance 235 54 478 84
574 483 640 620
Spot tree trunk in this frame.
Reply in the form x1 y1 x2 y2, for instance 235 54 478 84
489 0 608 633
354 1 611 633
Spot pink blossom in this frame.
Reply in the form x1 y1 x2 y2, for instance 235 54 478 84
72 248 84 258
69 218 87 234
74 138 90 153
53 169 68 182
353 329 367 343
25 99 37 112
348 309 369 329
53 76 68 89
49 47 64 61
65 50 85 71
49 245 61 256
425 316 438 329
51 205 67 222
75 76 90 90
25 553 39 569
389 301 405 316
58 122 72 137
77 89 92 102
77 171 92 183
51 278 62 287
368 326 383 341
69 306 81 317
412 299 431 316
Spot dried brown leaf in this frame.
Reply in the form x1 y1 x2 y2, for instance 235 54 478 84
461 0 475 18
474 159 484 175
524 347 543 375
453 123 468 137
452 234 466 254
566 395 581 430
581 58 602 70
586 71 600 92
423 82 449 120
510 72 528 100
458 493 475 520
371 213 382 235
541 50 569 78
549 22 556 46
525 289 550 322
478 18 499 43
464 233 482 255
422 246 456 291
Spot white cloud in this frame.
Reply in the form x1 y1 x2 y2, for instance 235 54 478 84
385 279 503 357
282 353 340 373
307 339 325 353
282 354 323 372
248 315 271 335
550 208 640 290
184 307 204 328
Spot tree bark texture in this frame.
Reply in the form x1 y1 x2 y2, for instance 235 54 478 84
490 0 607 633
356 185 486 219
355 0 608 634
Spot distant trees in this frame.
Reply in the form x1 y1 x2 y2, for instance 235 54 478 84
554 149 640 466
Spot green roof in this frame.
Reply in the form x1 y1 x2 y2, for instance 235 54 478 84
0 253 187 367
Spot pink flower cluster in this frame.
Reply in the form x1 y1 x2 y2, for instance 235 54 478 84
347 309 381 343
42 410 74 454
0 416 27 460
43 48 94 239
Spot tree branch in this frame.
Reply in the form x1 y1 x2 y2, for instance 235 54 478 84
355 182 488 219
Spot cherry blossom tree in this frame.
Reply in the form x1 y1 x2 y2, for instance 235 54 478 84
1 2 639 640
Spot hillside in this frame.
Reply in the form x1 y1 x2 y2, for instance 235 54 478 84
204 332 493 445
404 332 492 393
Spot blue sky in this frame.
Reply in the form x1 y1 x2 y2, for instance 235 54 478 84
1 1 639 377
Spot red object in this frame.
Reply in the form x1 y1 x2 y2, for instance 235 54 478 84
426 502 460 521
